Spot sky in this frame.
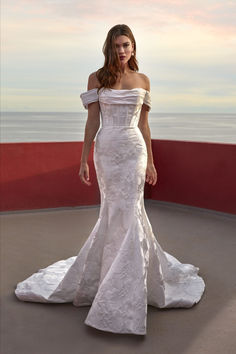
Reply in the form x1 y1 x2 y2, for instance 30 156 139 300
1 0 236 113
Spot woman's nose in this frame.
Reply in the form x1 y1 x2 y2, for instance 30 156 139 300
119 49 125 54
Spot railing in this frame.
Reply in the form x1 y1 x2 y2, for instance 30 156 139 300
0 140 235 214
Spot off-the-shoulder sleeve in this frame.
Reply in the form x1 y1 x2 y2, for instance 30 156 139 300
80 88 99 109
143 90 151 111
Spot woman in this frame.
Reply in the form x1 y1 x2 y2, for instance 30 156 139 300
15 24 205 336
79 25 157 190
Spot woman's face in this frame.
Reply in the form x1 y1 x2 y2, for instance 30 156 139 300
114 35 134 65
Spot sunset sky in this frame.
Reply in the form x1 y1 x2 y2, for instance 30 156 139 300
1 0 236 113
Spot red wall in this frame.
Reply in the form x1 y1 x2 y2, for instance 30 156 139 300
0 140 235 214
151 140 236 214
0 142 99 211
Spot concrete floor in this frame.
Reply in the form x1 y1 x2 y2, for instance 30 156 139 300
1 200 236 354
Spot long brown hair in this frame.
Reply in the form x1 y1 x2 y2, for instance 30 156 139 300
96 24 139 93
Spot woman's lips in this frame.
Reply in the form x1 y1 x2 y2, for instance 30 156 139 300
120 56 125 60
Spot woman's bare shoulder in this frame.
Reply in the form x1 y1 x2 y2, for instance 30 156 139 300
87 71 100 90
137 72 150 91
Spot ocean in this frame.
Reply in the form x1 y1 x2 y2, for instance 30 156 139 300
0 112 235 144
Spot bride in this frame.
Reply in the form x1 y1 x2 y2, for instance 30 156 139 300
79 27 157 189
15 24 205 335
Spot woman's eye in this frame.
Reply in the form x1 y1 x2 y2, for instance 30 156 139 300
115 44 129 48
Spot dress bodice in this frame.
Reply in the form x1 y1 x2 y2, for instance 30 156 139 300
80 87 151 128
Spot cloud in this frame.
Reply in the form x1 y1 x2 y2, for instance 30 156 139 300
1 0 236 112
3 0 236 37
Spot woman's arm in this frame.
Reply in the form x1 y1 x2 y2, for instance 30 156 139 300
138 111 157 186
138 74 153 164
79 73 100 185
80 72 100 164
138 75 157 185
138 115 154 164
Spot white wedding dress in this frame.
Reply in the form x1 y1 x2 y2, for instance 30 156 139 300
15 87 205 335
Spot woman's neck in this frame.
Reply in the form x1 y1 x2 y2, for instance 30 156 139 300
119 63 132 75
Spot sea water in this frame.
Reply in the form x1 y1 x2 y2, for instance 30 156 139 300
0 112 235 144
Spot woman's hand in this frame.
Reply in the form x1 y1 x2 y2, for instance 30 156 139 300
145 161 158 186
78 162 92 186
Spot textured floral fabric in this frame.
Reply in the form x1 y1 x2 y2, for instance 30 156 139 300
15 88 205 335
